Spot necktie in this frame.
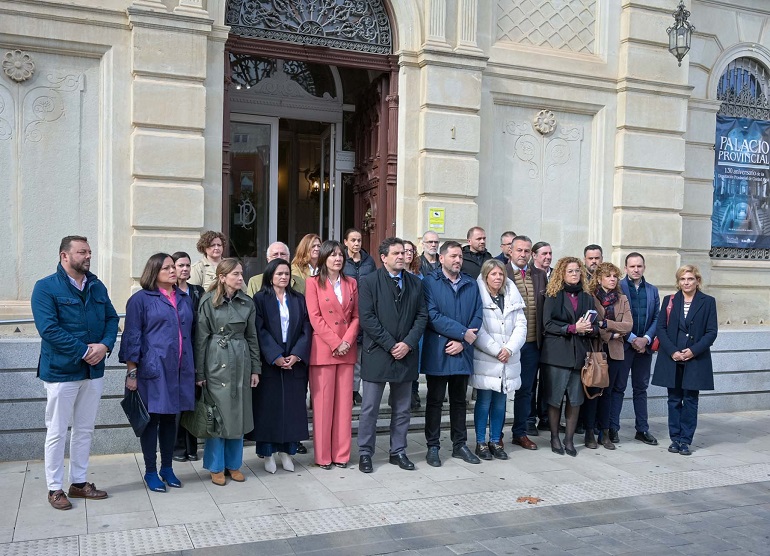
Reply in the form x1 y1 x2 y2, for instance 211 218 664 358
392 276 401 291
520 269 526 280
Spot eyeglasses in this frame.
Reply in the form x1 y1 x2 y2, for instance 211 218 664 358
501 242 512 247
404 249 414 254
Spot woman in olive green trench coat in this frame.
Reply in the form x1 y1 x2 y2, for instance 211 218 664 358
195 259 261 485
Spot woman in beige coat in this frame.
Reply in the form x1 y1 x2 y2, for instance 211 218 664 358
195 258 261 485
583 262 632 450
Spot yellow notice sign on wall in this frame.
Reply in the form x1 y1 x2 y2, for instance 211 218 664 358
428 207 445 234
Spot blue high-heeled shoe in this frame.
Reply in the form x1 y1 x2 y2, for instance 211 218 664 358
144 472 166 492
159 467 182 488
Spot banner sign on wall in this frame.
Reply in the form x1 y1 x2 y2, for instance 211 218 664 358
712 115 770 248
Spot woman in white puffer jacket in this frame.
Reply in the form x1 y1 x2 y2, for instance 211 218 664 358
471 259 527 461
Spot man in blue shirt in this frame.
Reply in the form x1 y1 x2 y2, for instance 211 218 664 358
616 252 660 445
31 236 119 510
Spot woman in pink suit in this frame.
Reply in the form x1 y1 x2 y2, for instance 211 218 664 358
305 240 360 469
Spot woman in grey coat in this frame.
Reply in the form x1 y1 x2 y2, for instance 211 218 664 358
195 258 261 486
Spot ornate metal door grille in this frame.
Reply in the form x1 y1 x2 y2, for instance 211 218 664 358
711 57 770 260
225 0 392 55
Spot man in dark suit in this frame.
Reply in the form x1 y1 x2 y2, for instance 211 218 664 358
617 252 660 445
505 235 547 448
357 237 428 473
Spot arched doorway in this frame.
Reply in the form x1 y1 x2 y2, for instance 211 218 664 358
222 0 399 278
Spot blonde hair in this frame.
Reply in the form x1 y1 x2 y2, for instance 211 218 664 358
208 258 242 307
588 262 622 294
479 259 507 294
675 264 702 291
291 234 321 279
546 257 590 297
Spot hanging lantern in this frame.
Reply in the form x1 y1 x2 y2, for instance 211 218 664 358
667 1 695 67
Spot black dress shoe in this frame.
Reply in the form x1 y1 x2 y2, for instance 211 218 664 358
551 441 565 455
426 446 441 467
296 442 308 454
474 443 493 461
172 455 187 462
353 392 363 405
389 453 415 470
678 443 692 456
564 444 577 457
668 441 681 453
488 441 508 460
452 444 481 464
359 455 373 473
527 423 540 437
609 429 619 444
187 454 198 461
634 431 658 445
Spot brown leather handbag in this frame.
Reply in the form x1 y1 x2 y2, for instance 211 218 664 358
581 339 609 399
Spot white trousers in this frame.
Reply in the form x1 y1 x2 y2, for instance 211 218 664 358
43 378 104 491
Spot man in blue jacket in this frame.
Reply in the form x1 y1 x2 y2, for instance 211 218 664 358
31 236 119 510
616 252 660 446
422 241 483 466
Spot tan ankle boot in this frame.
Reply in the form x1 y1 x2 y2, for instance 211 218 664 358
210 471 226 486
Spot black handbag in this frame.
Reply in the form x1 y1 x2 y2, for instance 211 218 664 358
180 385 222 439
120 389 150 437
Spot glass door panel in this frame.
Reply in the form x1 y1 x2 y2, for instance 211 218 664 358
228 117 278 283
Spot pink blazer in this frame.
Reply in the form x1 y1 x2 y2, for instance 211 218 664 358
305 275 360 365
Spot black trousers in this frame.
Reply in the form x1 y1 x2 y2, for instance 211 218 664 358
140 413 176 473
425 374 468 449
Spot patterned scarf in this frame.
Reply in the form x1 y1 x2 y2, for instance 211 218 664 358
596 288 618 321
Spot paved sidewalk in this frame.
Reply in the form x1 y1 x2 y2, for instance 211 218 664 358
2 411 770 556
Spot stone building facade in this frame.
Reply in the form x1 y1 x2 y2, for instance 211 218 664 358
1 0 769 456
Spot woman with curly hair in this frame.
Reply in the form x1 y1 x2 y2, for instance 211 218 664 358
583 262 632 450
403 240 422 276
540 257 599 457
290 233 321 295
189 230 227 290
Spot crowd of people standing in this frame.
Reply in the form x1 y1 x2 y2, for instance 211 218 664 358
31 229 718 509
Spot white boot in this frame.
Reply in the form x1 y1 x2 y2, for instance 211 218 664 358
264 454 277 474
278 452 294 472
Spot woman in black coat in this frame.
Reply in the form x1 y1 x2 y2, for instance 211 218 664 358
651 264 717 456
540 257 599 457
252 258 312 473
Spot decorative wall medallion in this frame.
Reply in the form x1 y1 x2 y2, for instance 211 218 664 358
505 118 583 181
225 0 392 55
3 50 35 83
533 109 556 135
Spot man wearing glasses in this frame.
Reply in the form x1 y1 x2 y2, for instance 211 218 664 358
419 231 441 277
495 231 517 264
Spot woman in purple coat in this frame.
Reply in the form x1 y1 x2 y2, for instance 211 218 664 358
120 253 195 492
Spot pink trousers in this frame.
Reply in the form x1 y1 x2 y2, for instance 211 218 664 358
309 363 354 465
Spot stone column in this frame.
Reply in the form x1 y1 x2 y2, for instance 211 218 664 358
425 0 450 49
127 3 211 278
612 0 692 285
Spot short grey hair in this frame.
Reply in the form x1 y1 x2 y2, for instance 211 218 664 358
267 241 290 260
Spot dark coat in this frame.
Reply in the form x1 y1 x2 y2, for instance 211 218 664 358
540 289 599 369
651 290 718 391
461 245 492 279
32 264 119 382
251 290 312 443
119 288 196 414
419 254 440 278
506 264 547 347
343 249 377 283
421 270 483 376
620 277 660 354
358 268 428 383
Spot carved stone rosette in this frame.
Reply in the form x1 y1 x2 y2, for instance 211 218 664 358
533 109 556 135
3 50 35 83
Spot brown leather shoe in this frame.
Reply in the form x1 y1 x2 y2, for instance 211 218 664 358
511 435 538 450
68 482 107 499
210 472 226 486
48 489 73 510
225 468 245 482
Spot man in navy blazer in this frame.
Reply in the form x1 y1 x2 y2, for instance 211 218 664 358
616 252 660 445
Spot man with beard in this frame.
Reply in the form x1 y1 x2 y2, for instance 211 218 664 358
422 241 483 466
461 227 492 279
32 236 119 510
583 244 603 280
419 231 441 277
